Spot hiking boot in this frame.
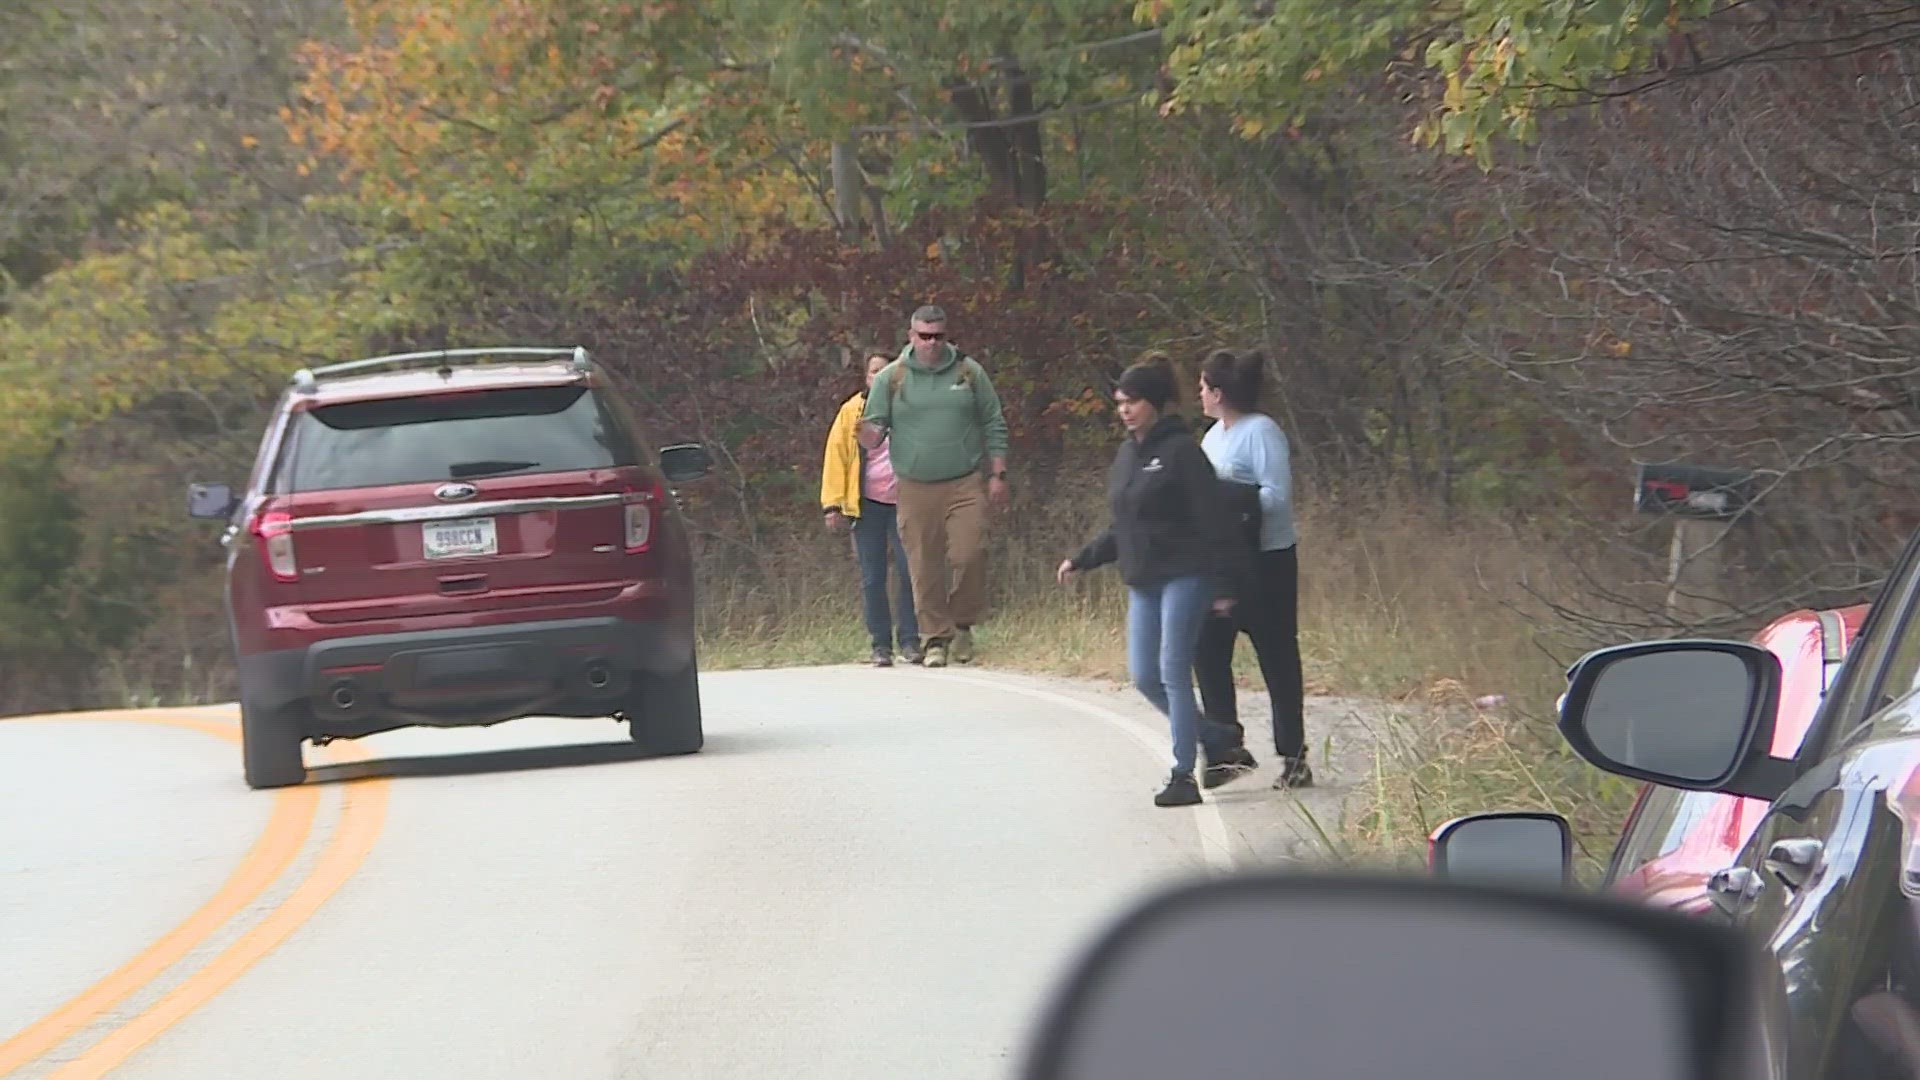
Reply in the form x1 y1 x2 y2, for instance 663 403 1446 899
1202 746 1259 790
871 647 894 668
951 627 976 664
923 643 949 669
1155 771 1202 807
1273 756 1315 790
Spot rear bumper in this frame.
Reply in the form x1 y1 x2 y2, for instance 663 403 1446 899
238 616 694 735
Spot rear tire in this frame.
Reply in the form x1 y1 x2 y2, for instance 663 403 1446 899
626 653 703 755
241 698 307 789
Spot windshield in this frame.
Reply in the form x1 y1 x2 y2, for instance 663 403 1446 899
274 385 639 492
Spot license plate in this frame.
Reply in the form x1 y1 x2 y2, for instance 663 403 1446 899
423 517 497 559
416 646 519 685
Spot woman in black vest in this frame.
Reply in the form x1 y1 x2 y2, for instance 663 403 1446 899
1056 360 1250 807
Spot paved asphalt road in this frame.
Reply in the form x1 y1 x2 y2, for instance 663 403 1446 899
0 665 1379 1080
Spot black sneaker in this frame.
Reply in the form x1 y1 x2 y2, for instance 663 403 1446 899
1273 756 1314 789
1203 747 1258 790
1154 771 1202 807
902 645 926 665
871 647 894 668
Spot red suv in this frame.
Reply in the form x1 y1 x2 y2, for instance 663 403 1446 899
187 347 712 789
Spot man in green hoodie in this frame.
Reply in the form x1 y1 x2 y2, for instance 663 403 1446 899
859 304 1010 668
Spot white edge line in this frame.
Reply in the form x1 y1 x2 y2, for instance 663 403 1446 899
920 669 1238 873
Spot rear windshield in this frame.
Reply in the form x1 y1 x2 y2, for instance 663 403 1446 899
275 385 641 492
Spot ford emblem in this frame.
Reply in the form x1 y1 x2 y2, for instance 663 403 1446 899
434 482 479 502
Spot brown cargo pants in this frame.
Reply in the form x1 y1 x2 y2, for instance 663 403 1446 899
895 473 987 649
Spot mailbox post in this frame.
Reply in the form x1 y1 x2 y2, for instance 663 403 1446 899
1633 462 1754 622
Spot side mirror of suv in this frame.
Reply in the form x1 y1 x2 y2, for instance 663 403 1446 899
1557 639 1789 801
1428 812 1572 889
187 482 239 521
659 443 713 484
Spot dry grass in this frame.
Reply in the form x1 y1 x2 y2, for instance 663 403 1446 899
1296 496 1652 877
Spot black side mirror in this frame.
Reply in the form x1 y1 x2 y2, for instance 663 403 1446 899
1019 872 1763 1080
658 443 713 484
1557 639 1785 800
1428 811 1573 889
188 482 238 520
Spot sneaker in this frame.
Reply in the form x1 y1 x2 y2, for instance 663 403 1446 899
1273 756 1315 790
871 647 894 668
1155 771 1202 807
902 645 926 666
951 627 976 664
1202 746 1258 790
923 643 949 669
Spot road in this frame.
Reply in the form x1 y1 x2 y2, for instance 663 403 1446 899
0 665 1378 1080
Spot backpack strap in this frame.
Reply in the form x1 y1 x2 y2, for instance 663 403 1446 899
960 357 987 420
889 353 983 404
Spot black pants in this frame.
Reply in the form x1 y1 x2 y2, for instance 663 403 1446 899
1195 546 1305 758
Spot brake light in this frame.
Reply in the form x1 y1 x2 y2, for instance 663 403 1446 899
251 509 299 582
623 482 663 553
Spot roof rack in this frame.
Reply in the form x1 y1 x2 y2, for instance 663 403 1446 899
290 346 592 392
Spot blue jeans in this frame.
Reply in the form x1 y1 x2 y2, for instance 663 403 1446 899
853 498 918 652
1127 574 1224 776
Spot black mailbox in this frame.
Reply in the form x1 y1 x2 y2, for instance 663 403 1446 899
1634 462 1754 519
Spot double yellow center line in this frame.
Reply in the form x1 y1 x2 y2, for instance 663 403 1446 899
0 711 390 1078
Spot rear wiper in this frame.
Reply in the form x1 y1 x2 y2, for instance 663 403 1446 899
448 460 540 479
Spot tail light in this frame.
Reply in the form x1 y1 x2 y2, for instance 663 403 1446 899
623 482 664 553
251 509 299 582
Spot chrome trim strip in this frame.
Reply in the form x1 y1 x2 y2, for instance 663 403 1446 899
1816 608 1846 694
287 493 623 531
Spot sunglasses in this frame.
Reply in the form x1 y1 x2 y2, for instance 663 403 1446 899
914 330 946 341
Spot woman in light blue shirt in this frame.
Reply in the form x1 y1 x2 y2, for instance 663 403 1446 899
1194 348 1311 790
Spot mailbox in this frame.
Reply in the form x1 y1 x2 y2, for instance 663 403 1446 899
1634 462 1754 519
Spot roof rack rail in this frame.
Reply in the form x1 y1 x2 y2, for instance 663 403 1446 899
290 346 592 392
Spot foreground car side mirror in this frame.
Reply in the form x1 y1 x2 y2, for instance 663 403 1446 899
1018 871 1761 1080
187 482 238 520
1556 639 1787 801
658 443 713 484
1428 811 1572 889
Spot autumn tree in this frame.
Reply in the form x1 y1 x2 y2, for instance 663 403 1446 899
711 1 1156 212
1146 0 1724 160
284 0 827 317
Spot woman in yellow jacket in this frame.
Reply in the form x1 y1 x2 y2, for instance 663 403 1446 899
822 353 922 666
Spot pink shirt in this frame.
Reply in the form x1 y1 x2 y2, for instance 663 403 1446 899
864 436 900 504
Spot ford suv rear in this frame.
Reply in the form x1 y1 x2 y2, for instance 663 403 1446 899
187 346 712 789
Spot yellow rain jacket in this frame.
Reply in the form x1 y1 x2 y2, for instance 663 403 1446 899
820 391 867 519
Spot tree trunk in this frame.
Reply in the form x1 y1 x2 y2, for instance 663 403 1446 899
863 184 891 247
1004 63 1046 210
947 81 1020 207
830 139 864 241
947 60 1052 292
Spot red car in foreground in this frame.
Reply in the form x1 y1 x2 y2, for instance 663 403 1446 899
1428 522 1920 1076
1601 604 1870 913
1427 603 1869 906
